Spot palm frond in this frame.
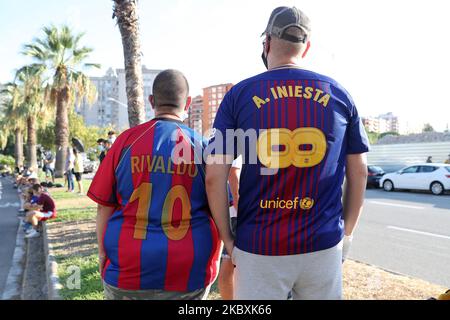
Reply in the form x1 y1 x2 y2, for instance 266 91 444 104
20 24 97 123
83 63 101 69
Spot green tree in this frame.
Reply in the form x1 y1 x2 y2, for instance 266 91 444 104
68 110 114 151
0 84 27 168
113 0 146 127
12 64 50 170
23 25 99 177
378 131 400 140
366 131 379 145
37 122 56 151
37 112 113 157
422 123 435 133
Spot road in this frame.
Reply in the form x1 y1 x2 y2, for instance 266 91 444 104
350 188 450 288
0 177 20 297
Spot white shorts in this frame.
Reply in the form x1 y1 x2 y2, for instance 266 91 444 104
233 241 343 300
37 211 54 219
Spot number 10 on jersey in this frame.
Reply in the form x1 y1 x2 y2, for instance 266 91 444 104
129 183 192 241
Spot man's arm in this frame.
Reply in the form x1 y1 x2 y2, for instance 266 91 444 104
96 204 115 274
343 153 368 236
24 203 42 211
228 166 240 210
206 155 233 255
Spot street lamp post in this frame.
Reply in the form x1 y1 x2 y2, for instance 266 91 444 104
108 97 154 125
107 97 128 108
107 97 128 130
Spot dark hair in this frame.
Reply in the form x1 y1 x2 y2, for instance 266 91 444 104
108 131 115 136
28 178 39 185
73 148 79 155
152 69 189 109
31 184 43 192
97 138 105 144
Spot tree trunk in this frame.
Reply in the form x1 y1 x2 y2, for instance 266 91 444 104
14 128 24 168
26 116 38 171
54 86 70 178
114 0 146 128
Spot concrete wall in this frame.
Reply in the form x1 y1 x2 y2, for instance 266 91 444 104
367 142 450 172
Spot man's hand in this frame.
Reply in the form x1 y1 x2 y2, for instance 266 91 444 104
205 155 234 258
343 154 367 237
96 204 115 276
342 235 353 263
98 253 106 274
224 239 235 262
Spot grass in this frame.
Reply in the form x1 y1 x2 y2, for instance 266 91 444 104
45 178 103 299
48 179 96 222
57 253 104 300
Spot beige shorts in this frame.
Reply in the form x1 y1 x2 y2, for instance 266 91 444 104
233 241 343 300
103 281 211 300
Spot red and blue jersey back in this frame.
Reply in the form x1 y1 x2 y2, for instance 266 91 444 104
88 118 221 291
211 68 370 256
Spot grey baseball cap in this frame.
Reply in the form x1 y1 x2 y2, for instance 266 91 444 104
262 6 311 43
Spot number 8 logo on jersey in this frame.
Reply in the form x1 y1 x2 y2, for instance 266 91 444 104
257 128 327 169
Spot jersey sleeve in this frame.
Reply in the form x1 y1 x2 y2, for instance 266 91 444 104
347 107 370 154
208 91 237 157
343 91 370 155
231 155 243 169
87 134 126 207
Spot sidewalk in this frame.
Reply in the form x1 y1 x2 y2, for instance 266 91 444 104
0 177 22 299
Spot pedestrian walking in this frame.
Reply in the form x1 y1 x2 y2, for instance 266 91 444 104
73 148 84 195
65 147 75 192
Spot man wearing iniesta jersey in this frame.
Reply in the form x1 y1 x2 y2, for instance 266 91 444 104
206 7 369 299
88 70 221 300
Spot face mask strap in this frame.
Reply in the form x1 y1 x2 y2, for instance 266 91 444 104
261 35 271 69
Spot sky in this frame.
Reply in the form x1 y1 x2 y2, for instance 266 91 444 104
0 0 449 131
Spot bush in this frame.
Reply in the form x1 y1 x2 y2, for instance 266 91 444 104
0 154 15 168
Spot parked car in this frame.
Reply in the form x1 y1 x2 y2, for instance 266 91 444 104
82 154 98 174
379 163 450 195
367 165 385 188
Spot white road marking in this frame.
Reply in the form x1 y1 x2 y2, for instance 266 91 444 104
0 202 20 208
387 226 450 240
367 200 425 210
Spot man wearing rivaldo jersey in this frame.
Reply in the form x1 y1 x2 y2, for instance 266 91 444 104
88 70 221 300
206 7 369 300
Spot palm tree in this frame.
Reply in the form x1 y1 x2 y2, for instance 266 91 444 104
23 25 98 177
0 85 26 168
14 64 49 170
113 0 146 127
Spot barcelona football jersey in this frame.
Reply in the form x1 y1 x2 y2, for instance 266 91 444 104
88 118 221 291
210 67 370 256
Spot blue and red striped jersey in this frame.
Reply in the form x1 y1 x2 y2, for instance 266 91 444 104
210 67 369 256
88 118 221 291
